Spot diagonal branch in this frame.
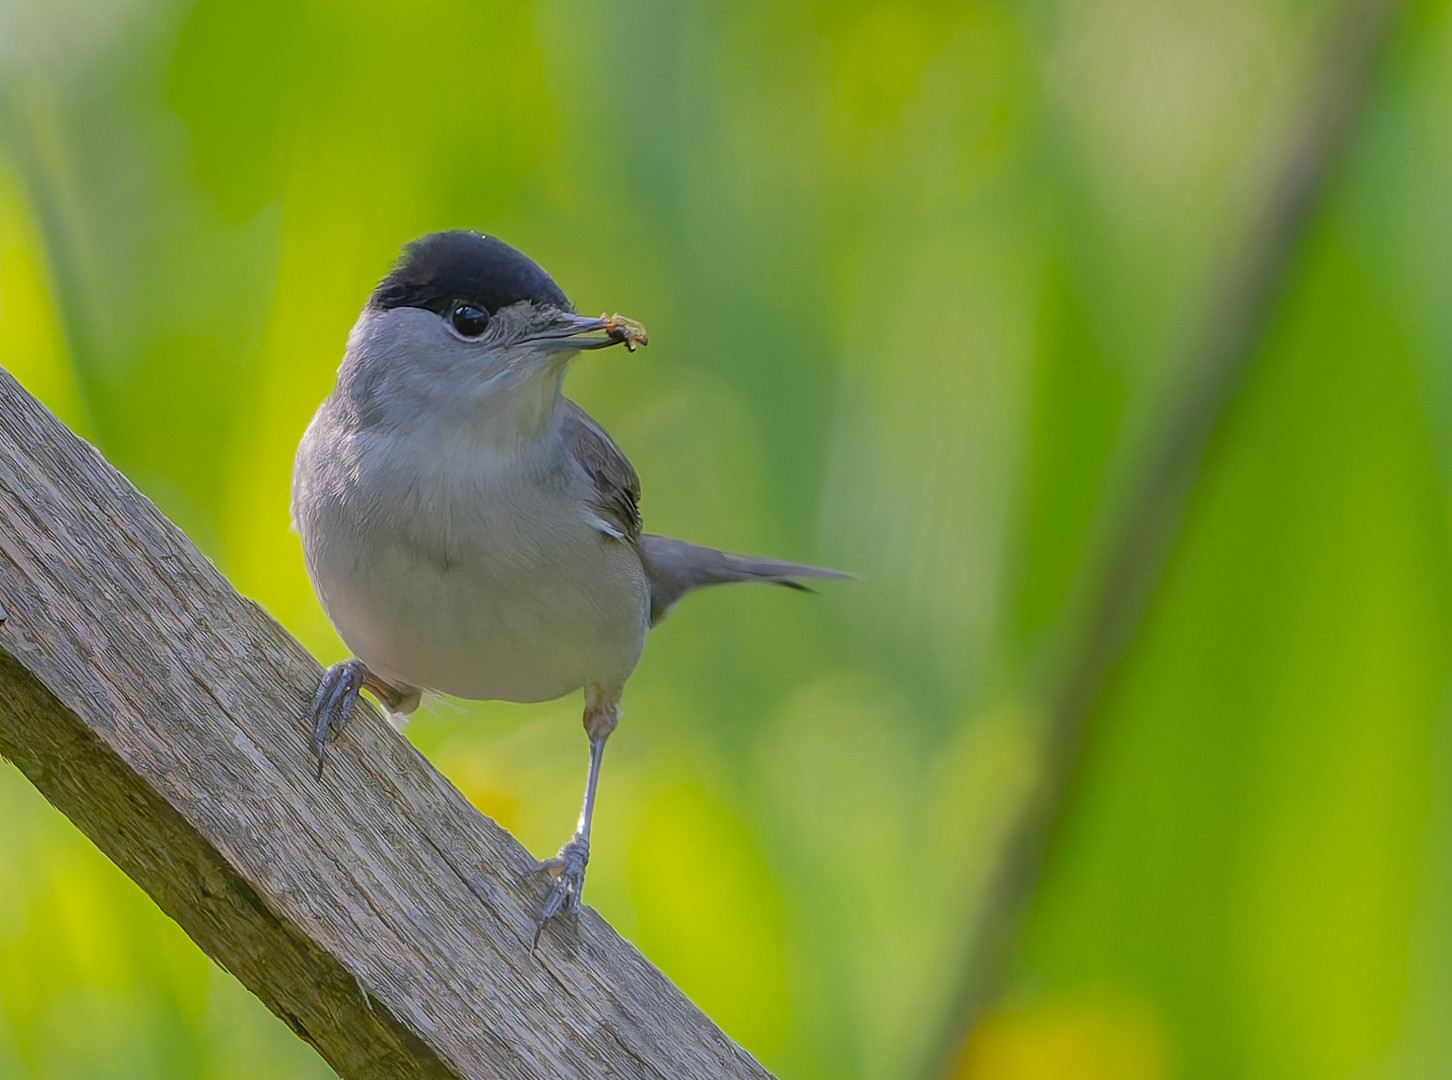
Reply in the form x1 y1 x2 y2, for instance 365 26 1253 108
0 365 773 1080
927 0 1410 1072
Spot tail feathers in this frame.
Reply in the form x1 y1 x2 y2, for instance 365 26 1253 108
638 534 850 626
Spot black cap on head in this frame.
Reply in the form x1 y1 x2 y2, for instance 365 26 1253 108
369 230 571 316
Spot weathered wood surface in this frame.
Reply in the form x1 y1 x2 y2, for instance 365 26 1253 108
0 367 773 1080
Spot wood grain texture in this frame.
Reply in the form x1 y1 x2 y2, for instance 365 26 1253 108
0 367 774 1080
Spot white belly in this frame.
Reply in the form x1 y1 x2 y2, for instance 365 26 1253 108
296 426 649 702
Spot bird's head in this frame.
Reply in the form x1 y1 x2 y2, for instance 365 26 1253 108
337 230 645 437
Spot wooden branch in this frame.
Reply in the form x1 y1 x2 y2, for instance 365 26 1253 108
925 0 1410 1073
0 366 773 1080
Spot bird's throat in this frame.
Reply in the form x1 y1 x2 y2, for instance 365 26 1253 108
470 366 567 451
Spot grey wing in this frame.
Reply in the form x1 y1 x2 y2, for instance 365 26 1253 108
560 399 642 543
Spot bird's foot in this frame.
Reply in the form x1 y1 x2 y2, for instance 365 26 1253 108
309 658 368 779
535 834 590 933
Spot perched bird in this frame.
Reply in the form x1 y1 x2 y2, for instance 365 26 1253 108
293 230 844 922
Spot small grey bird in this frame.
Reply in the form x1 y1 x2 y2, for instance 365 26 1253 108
293 230 844 922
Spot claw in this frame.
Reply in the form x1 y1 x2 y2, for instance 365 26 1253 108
533 834 590 944
310 658 367 779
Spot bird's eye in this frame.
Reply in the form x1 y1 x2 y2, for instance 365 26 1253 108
450 303 490 338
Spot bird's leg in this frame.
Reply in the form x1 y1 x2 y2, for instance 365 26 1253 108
309 658 420 779
538 684 620 925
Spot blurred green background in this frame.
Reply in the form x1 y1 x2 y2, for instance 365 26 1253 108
2 0 1451 1077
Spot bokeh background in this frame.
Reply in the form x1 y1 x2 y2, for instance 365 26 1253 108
2 0 1451 1077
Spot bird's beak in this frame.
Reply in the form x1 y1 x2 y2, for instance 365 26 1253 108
526 311 649 353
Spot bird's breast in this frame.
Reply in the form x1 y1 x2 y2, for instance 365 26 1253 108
295 419 648 702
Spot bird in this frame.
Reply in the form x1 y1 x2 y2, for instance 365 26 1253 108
293 229 846 924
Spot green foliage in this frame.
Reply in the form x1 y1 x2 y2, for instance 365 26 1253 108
1 0 1450 1077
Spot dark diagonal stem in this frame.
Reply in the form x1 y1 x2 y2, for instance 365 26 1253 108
928 0 1410 1073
